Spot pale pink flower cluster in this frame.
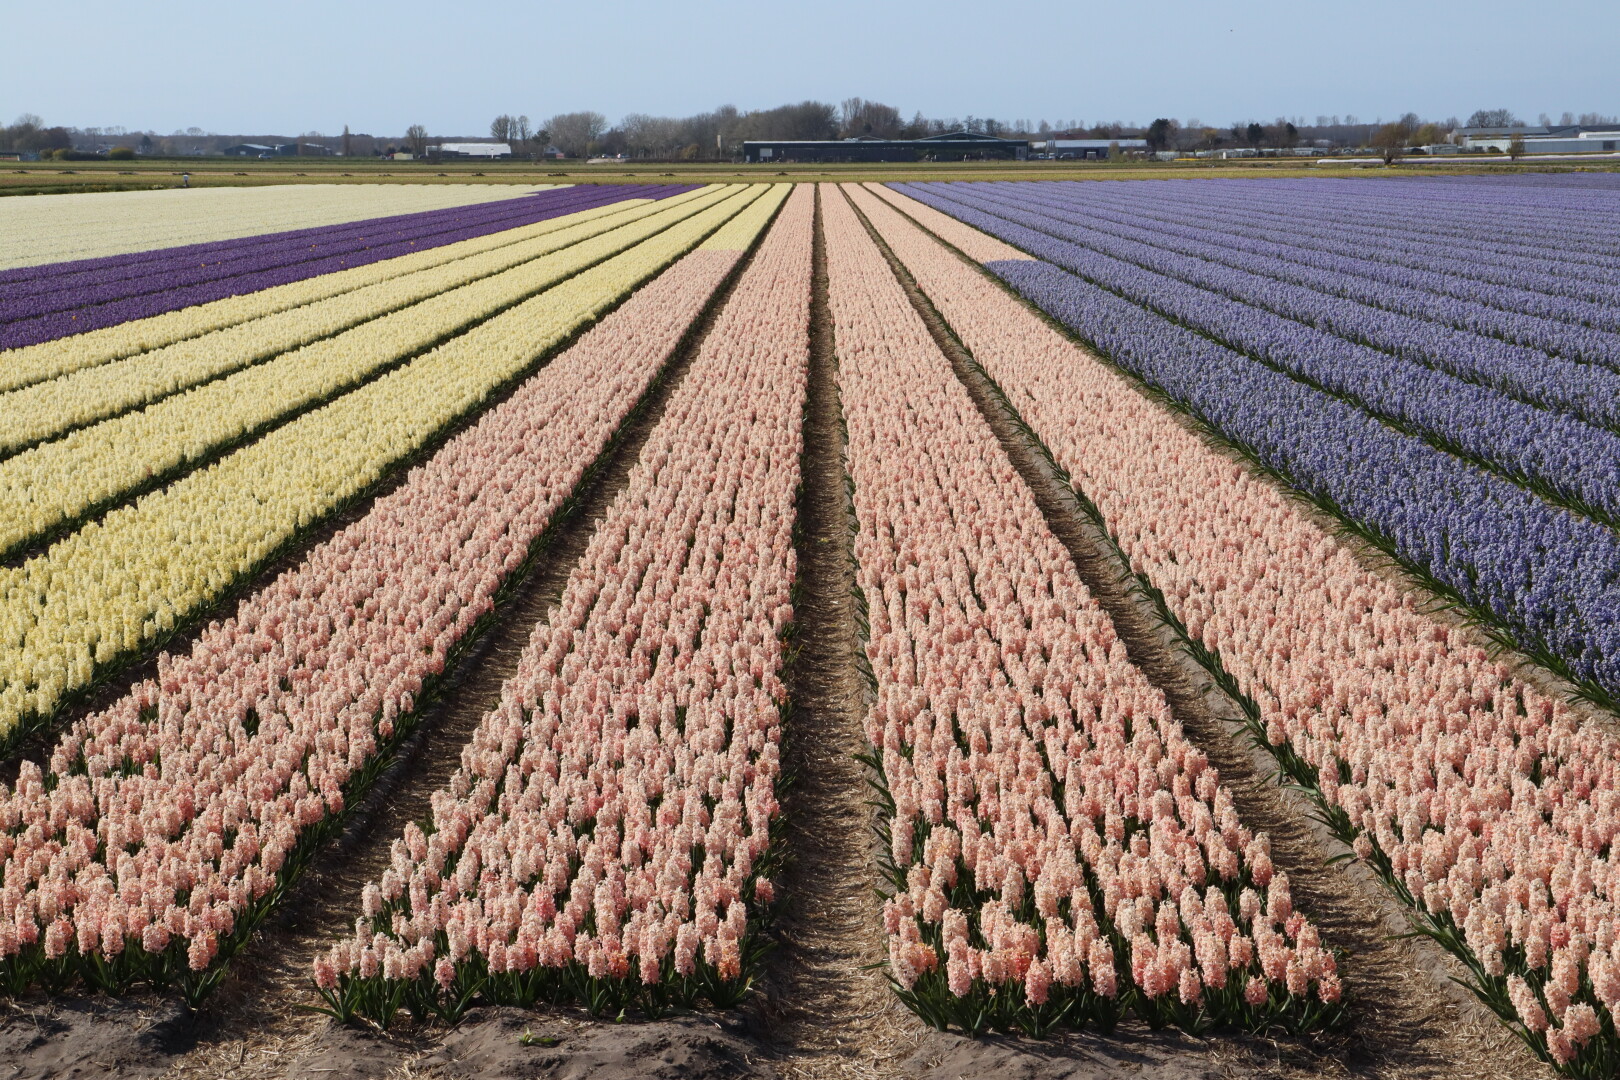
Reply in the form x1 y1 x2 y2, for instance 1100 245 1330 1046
859 182 1620 1058
317 185 814 996
0 239 750 987
825 184 1338 1012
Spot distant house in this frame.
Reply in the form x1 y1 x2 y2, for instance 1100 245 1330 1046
432 142 513 160
743 130 1028 164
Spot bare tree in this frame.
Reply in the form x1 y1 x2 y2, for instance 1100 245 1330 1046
490 114 512 142
1508 132 1526 160
838 97 902 138
1372 122 1408 165
1465 108 1520 128
405 124 429 157
546 111 608 158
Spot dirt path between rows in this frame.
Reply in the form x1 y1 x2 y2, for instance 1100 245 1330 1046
838 183 1551 1080
0 219 795 1080
739 183 925 1078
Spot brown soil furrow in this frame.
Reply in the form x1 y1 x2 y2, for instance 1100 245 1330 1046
840 184 1548 1080
741 184 923 1078
0 222 775 1080
152 228 780 1080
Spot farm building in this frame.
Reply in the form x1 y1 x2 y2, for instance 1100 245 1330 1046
432 142 512 160
223 143 280 157
1458 124 1620 154
743 130 1028 163
1041 138 1150 159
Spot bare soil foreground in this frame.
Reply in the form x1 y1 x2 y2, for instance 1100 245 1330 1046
0 186 1560 1080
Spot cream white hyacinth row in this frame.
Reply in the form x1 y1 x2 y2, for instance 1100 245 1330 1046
0 183 556 270
0 185 762 745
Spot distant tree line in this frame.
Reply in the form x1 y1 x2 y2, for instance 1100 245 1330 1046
10 102 1620 163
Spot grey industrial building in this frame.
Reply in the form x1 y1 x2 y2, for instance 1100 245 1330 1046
1458 124 1620 154
743 130 1029 163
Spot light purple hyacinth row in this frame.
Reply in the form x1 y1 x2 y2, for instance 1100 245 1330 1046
894 179 1620 711
1007 180 1620 334
1202 176 1620 257
0 184 697 350
1101 179 1620 293
926 182 1620 377
895 183 1620 529
903 183 1620 436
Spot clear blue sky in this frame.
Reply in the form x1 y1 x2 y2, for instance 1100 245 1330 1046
5 0 1615 135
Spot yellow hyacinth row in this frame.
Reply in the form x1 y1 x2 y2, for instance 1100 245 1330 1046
0 193 685 396
0 186 742 558
0 183 561 270
0 184 764 742
699 183 792 250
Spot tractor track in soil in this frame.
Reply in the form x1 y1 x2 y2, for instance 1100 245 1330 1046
839 182 1550 1080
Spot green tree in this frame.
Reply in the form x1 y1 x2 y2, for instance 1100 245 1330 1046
1145 117 1176 153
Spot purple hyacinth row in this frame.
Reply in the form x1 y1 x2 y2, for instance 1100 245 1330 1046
0 184 697 350
0 189 609 307
894 179 1620 707
1137 179 1620 283
0 184 695 289
902 182 1620 434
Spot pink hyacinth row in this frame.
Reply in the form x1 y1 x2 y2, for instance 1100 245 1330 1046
823 184 1340 1037
860 181 1620 1072
0 240 750 1001
311 185 813 1026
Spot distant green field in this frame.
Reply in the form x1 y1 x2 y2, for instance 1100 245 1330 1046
4 154 1617 195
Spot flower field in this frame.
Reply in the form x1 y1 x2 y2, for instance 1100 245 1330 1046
1 174 1616 1077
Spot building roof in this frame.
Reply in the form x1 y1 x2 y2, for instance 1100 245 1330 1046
1049 139 1150 148
917 130 1024 143
743 132 1029 148
433 142 511 154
